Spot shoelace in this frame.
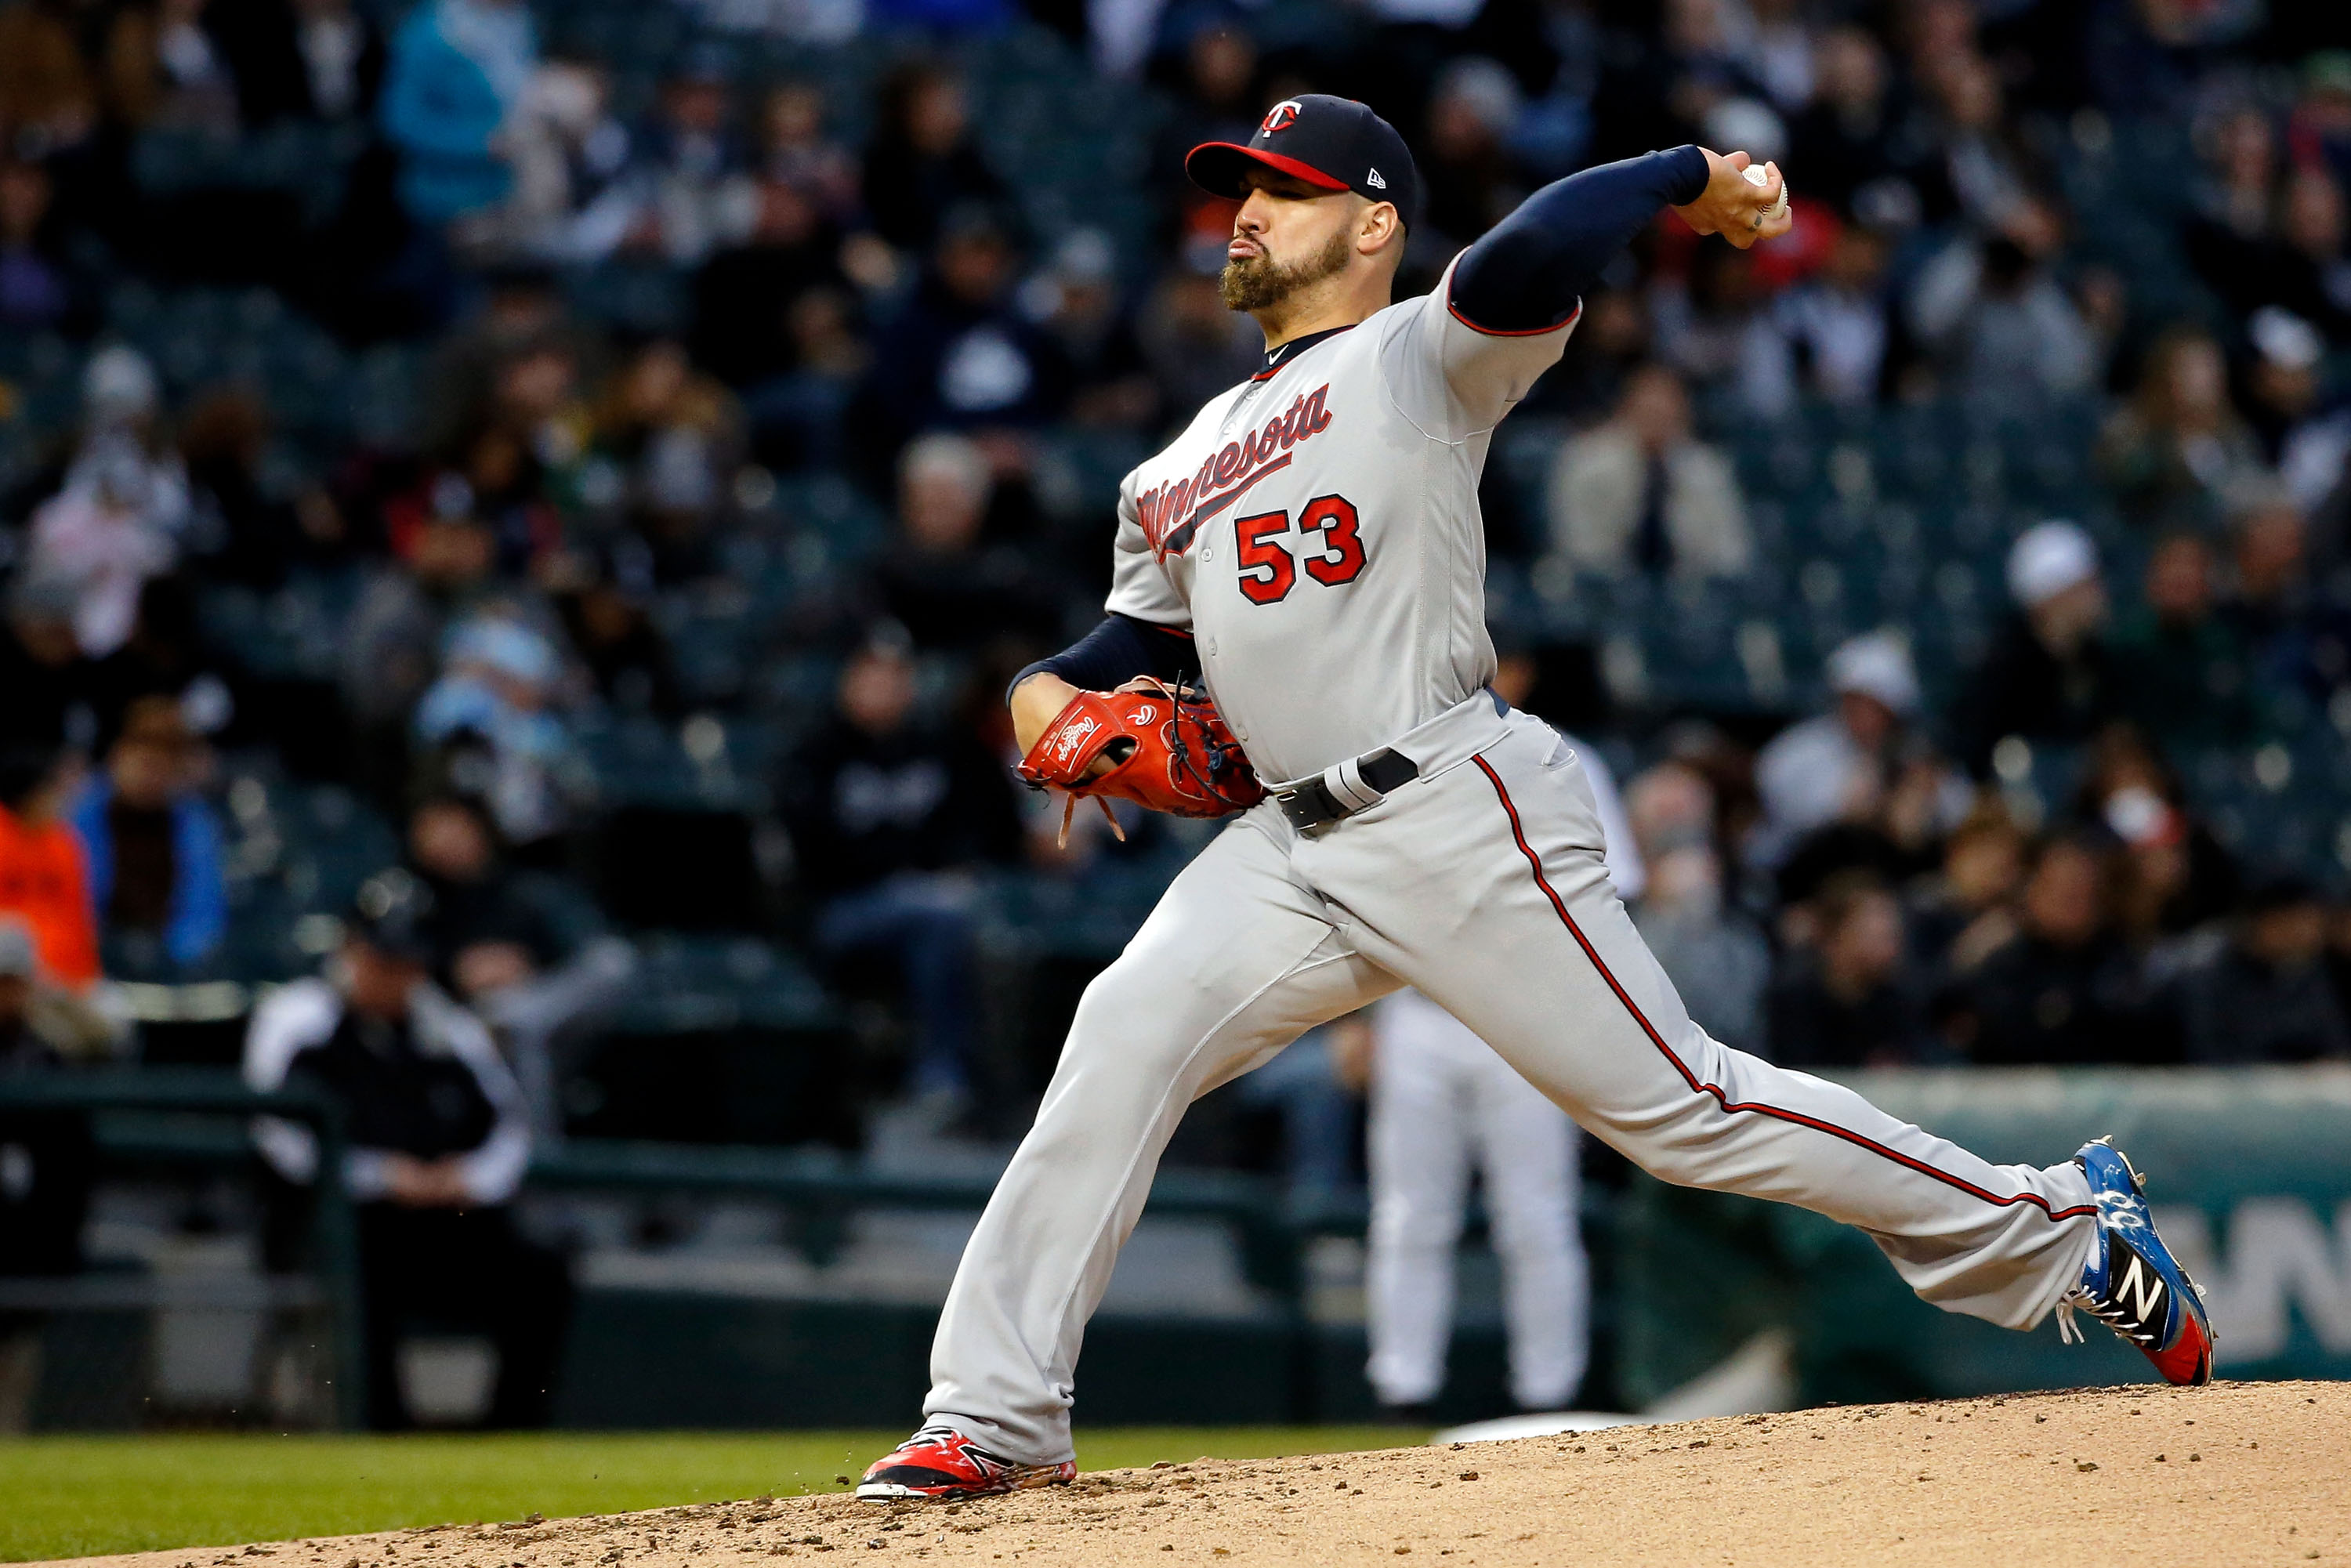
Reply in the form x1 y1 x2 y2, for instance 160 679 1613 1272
2054 1286 2152 1348
2054 1276 2208 1346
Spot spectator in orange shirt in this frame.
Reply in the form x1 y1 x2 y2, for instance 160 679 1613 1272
0 746 100 990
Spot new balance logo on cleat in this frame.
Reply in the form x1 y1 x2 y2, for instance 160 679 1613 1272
2114 1250 2165 1327
2056 1138 2214 1387
2063 1237 2167 1348
857 1425 1078 1502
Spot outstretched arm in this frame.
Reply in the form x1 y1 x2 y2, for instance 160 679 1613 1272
1393 144 1791 435
1449 146 1791 333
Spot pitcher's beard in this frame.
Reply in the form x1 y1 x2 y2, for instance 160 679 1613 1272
1219 228 1354 312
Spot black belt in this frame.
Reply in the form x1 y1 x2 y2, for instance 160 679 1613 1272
1273 748 1421 832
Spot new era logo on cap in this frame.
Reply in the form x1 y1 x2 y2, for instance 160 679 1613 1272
1185 93 1422 231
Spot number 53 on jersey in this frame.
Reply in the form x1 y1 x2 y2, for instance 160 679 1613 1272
1235 494 1367 605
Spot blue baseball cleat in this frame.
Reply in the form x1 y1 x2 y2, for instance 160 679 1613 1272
2056 1137 2214 1386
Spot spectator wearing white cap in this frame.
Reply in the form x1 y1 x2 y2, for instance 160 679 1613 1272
1954 520 2121 777
64 346 190 542
2241 306 2328 469
413 615 583 852
23 444 177 658
2267 305 2351 522
18 346 196 661
1749 629 1962 870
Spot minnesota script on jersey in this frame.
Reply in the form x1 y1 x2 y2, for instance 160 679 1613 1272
1105 257 1581 785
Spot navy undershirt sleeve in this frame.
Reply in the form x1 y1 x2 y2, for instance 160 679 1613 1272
1448 146 1712 334
1009 614 1196 704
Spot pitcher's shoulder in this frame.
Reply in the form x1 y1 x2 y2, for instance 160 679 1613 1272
1364 285 1449 342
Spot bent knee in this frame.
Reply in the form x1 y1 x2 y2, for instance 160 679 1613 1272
1035 989 1223 1123
1066 948 1312 1071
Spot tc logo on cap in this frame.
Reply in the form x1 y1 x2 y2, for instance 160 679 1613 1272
1260 100 1302 135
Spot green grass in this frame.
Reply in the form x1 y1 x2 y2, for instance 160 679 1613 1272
0 1428 1422 1563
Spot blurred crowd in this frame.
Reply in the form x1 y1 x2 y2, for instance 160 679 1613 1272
2 0 2351 1186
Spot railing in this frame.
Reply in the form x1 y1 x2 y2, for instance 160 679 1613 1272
0 1069 1349 1428
531 1138 1335 1302
0 1068 368 1426
16 1064 2351 1425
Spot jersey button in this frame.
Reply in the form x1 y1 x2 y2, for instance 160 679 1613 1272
1205 638 1218 657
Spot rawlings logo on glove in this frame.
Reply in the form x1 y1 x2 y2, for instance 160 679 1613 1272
1047 714 1101 769
1016 679 1266 844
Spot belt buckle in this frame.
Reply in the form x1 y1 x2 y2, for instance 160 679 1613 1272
1276 779 1342 832
1278 747 1418 834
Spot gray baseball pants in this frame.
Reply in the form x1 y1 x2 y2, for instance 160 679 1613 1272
926 697 2098 1465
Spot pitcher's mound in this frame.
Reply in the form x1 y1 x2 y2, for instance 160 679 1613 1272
35 1382 2349 1568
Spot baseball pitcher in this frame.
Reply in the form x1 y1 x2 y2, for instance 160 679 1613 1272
859 96 2212 1501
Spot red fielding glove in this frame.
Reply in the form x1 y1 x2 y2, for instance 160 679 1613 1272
1015 678 1266 844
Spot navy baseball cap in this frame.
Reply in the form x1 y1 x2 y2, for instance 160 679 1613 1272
348 868 438 965
1186 95 1422 230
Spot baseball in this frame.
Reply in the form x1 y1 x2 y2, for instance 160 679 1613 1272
1744 161 1790 222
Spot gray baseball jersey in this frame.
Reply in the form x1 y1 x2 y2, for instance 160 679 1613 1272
1105 258 1573 784
914 273 2103 1469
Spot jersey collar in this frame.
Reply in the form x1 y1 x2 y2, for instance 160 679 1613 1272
1253 324 1355 381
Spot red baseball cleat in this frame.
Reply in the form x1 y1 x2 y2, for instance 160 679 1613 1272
856 1425 1078 1501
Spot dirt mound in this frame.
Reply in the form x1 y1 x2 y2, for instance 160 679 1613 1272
38 1382 2349 1568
